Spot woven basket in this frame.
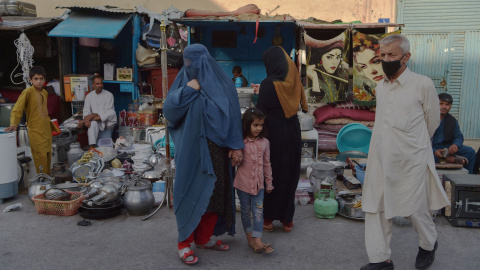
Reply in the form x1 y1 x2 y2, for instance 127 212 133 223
32 191 85 216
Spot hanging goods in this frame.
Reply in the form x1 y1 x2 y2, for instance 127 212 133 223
142 20 173 221
10 32 34 86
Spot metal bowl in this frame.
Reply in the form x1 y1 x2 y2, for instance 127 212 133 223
44 188 72 201
142 170 160 182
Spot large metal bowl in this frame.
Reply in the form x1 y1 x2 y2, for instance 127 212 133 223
44 188 72 201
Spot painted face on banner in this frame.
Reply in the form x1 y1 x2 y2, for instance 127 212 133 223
321 48 342 74
355 48 385 82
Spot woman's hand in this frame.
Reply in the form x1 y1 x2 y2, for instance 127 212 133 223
229 149 243 167
187 79 201 90
251 83 260 94
266 188 273 194
306 65 320 93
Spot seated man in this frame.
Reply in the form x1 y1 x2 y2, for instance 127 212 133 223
432 93 476 173
77 76 117 150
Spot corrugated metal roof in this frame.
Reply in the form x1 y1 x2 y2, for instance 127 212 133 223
56 5 136 14
0 16 61 30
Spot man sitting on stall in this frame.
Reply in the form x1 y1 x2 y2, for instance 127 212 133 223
432 93 476 173
77 76 116 150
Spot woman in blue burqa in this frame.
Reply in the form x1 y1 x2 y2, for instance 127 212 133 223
163 44 244 265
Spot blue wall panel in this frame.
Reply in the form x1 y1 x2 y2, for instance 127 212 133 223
190 22 296 86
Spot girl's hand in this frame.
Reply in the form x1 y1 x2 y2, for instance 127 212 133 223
229 149 243 167
266 189 273 194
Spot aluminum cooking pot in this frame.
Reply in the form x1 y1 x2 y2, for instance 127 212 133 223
123 179 154 216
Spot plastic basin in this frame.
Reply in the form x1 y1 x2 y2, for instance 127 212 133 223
336 123 372 154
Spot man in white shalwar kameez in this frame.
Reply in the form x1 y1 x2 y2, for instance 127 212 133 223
77 76 117 149
360 35 449 270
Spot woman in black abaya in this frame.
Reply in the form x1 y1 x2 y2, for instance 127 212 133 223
256 46 308 232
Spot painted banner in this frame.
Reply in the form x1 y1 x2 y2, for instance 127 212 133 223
305 30 350 104
352 29 401 106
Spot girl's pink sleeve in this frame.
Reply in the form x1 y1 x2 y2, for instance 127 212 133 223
263 139 274 190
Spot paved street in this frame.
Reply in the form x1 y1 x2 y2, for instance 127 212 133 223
1 193 479 270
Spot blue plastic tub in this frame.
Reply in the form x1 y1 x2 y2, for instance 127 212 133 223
336 123 372 154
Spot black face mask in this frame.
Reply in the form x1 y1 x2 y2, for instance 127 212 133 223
381 53 406 77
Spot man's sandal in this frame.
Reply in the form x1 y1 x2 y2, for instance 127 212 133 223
196 240 230 251
253 243 274 254
178 247 198 265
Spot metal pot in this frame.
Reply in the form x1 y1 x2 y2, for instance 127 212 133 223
28 176 54 202
87 184 119 205
18 124 29 147
131 127 144 142
309 162 336 191
123 179 154 216
51 163 73 184
67 142 84 166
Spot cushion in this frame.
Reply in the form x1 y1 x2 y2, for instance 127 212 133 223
313 105 375 124
325 117 375 127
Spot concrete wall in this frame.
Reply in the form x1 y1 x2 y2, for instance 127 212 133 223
28 0 396 23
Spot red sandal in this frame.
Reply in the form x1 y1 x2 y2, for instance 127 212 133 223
178 248 199 265
281 221 293 232
196 240 230 251
263 219 274 232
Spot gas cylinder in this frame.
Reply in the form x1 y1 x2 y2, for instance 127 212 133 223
314 189 338 219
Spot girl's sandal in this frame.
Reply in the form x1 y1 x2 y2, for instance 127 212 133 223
178 248 199 265
196 240 230 251
253 243 274 254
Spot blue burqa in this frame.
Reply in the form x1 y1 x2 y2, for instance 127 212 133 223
163 44 244 242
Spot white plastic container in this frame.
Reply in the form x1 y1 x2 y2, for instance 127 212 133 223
97 138 114 148
0 131 19 203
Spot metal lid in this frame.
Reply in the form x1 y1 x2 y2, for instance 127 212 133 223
311 162 336 171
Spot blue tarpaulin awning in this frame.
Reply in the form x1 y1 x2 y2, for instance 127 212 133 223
48 11 131 39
